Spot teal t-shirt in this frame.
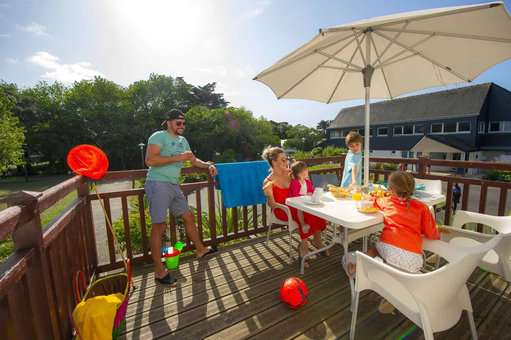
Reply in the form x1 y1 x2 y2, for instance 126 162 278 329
146 131 191 184
341 150 362 187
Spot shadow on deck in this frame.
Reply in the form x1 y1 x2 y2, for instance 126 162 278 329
121 233 511 340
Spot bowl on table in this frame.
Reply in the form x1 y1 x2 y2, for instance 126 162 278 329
357 199 379 214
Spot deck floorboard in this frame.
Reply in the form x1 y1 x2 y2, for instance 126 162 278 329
121 233 511 340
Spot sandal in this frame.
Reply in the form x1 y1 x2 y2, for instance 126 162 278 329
155 272 177 285
197 246 218 260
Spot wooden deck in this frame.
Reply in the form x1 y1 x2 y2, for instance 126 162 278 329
121 233 511 340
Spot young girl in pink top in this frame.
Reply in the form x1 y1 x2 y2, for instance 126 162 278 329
289 161 327 263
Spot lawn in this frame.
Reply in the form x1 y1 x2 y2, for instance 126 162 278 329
0 174 75 262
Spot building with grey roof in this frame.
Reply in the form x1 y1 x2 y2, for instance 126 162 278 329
325 83 511 167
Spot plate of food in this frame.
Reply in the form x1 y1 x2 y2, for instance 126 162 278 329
327 185 351 199
357 200 380 214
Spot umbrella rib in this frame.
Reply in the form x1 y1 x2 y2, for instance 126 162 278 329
377 27 511 44
369 34 393 99
354 33 367 65
316 50 363 70
326 41 359 103
373 22 409 66
377 52 419 69
254 34 355 80
376 33 435 68
320 65 359 72
277 32 361 99
374 30 471 82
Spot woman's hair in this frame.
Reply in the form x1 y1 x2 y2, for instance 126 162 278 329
290 161 307 179
261 146 285 168
388 171 415 203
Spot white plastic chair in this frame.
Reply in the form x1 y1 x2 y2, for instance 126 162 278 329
415 178 443 219
266 203 299 259
415 178 442 195
441 210 511 282
350 235 502 340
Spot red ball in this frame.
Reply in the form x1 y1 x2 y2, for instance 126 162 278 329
280 277 308 309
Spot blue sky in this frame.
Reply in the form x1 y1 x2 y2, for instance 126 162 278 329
1 0 510 127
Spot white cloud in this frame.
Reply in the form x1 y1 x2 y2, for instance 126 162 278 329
5 57 18 64
0 33 10 38
27 51 103 83
241 0 271 19
18 22 49 36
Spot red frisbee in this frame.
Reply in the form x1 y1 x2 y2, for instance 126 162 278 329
67 144 109 180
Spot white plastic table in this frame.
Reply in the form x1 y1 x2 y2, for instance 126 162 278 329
286 190 445 307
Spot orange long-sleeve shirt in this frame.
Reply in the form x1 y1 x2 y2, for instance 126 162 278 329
374 196 440 254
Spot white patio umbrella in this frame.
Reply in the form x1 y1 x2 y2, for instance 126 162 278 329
254 1 511 185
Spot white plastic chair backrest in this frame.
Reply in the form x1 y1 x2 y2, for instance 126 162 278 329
453 211 511 279
415 178 442 195
310 173 339 188
356 235 502 318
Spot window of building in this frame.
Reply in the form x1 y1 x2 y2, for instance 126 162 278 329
330 130 342 139
457 121 470 132
488 121 511 133
414 124 424 134
393 126 403 135
377 127 388 136
478 121 485 134
431 123 443 133
444 122 457 133
403 125 413 135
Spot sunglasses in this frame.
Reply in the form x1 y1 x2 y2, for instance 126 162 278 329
175 121 186 127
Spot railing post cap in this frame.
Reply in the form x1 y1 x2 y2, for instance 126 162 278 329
4 191 43 207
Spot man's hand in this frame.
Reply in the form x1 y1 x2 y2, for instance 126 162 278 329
208 164 218 177
180 151 196 162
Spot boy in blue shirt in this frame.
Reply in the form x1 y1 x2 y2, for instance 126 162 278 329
341 131 363 188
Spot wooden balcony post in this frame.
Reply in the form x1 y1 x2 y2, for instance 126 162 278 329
417 156 427 177
5 191 59 340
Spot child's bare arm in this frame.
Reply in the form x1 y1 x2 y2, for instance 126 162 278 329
350 165 358 187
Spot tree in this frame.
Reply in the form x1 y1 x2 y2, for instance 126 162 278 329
283 124 323 151
316 120 332 135
0 83 25 171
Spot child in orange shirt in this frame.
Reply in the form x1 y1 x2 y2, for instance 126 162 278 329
343 171 440 275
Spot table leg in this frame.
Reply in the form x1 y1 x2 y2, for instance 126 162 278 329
300 223 337 275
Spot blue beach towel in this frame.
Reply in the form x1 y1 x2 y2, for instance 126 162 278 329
215 161 270 208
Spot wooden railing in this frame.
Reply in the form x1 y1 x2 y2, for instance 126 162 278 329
1 155 511 339
0 176 95 340
89 167 269 272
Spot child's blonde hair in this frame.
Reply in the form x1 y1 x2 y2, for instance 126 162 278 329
291 161 307 179
388 171 415 207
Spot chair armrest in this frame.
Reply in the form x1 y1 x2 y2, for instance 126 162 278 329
439 226 494 244
272 202 294 223
422 239 466 263
451 210 504 230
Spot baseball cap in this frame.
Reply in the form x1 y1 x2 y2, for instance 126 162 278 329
161 109 185 127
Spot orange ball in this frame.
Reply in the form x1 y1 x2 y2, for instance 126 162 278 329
280 277 308 309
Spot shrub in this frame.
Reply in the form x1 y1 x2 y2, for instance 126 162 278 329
0 239 13 263
383 163 398 171
485 170 511 182
321 146 346 157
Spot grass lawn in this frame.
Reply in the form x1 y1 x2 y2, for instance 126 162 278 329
0 174 75 262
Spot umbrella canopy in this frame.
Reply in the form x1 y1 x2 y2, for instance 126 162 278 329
254 1 511 185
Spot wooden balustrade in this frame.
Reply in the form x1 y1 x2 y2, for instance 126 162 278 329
1 155 511 339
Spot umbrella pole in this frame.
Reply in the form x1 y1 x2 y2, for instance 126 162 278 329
364 86 370 186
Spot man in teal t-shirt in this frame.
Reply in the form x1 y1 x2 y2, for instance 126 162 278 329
145 109 218 285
